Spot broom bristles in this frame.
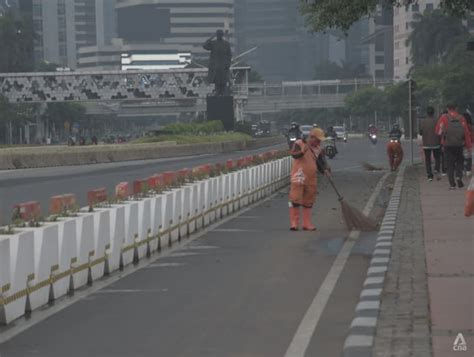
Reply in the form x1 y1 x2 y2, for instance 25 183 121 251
340 199 378 231
361 161 384 171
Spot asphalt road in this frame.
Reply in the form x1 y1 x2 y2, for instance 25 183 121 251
0 137 418 357
0 143 286 225
0 137 416 226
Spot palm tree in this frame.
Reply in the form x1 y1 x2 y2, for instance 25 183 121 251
408 9 467 68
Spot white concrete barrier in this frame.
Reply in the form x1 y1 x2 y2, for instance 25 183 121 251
199 181 210 227
23 224 58 311
161 191 173 248
209 178 217 223
189 183 199 234
233 171 241 212
123 202 139 267
0 237 11 324
1 155 292 325
181 186 192 238
55 218 77 299
0 231 34 324
150 196 162 252
171 189 182 243
137 199 152 259
221 174 230 217
74 214 95 289
215 176 223 220
91 210 109 281
109 205 125 273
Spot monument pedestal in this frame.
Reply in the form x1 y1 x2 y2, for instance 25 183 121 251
206 95 235 131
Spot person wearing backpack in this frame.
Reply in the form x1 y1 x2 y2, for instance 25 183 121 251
420 106 441 181
436 104 473 189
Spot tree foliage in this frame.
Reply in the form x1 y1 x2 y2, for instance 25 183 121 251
408 9 467 67
300 0 474 31
344 86 387 117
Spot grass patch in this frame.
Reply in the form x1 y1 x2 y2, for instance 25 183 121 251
133 132 251 145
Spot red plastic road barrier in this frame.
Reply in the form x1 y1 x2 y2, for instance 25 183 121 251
245 155 253 165
177 168 191 180
15 201 41 221
147 175 162 189
115 182 129 200
226 159 234 170
465 177 474 217
236 158 246 168
133 180 149 195
62 194 76 209
163 171 176 186
49 196 64 215
87 188 107 206
49 194 77 214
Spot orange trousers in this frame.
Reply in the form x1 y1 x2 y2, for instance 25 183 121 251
289 183 317 208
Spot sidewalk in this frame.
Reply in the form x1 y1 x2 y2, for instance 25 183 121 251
420 173 474 356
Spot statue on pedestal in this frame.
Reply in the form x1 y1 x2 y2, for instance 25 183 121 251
203 30 232 96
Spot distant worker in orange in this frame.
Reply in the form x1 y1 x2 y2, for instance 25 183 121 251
289 128 331 231
387 124 404 171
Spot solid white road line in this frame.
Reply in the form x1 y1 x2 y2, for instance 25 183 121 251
284 172 389 357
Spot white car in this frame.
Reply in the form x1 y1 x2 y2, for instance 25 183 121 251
333 126 348 142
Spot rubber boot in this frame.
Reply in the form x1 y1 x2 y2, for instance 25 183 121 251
289 207 300 231
302 207 316 231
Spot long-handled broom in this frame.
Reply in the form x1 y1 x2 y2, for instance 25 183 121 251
307 147 377 231
325 175 378 232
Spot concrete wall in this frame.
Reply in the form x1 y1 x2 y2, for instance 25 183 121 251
0 137 285 170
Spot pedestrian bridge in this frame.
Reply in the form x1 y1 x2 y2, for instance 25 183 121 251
84 79 394 116
0 68 392 115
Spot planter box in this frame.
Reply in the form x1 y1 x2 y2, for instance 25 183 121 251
0 231 35 325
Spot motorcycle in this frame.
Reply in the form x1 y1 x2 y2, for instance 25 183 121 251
369 133 378 145
287 135 297 149
325 138 337 159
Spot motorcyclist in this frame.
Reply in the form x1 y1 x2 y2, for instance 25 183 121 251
325 126 338 154
287 122 302 148
389 124 403 141
368 124 378 136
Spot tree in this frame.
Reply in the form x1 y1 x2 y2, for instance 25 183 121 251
407 10 467 68
0 10 35 72
300 0 474 31
345 86 386 117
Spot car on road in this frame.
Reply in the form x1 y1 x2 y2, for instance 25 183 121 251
333 126 348 142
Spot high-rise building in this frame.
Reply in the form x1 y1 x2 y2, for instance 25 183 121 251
234 0 369 82
393 0 440 79
31 0 116 69
234 0 319 81
78 0 234 71
364 4 394 79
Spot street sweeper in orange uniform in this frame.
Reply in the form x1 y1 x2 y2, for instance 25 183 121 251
289 128 331 231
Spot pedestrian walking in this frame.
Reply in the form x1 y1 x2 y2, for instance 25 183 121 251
419 106 442 181
436 104 473 189
289 128 331 231
462 112 473 176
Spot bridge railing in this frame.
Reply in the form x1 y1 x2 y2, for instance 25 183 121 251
0 67 250 104
248 79 394 97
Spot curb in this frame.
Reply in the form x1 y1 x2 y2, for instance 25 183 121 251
343 166 406 357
